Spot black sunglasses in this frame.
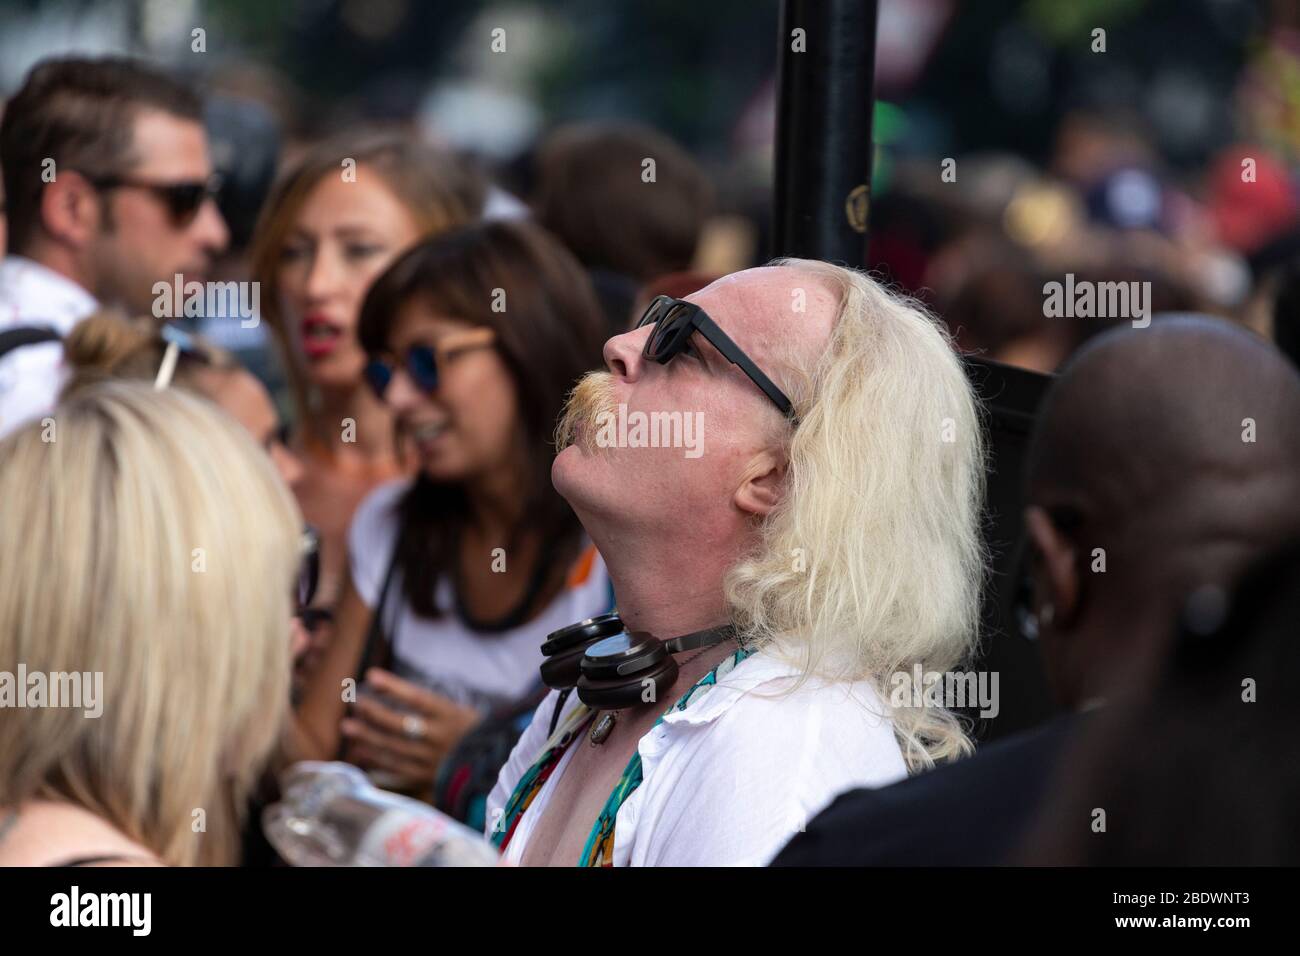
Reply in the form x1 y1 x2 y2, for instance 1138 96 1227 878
297 526 321 612
81 171 222 227
295 528 333 634
636 295 796 420
364 330 496 401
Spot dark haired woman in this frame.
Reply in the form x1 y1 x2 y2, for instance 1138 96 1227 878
293 220 611 824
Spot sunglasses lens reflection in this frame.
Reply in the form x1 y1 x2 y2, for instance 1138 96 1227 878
164 182 213 225
642 308 670 359
408 345 440 392
172 187 198 219
650 306 690 360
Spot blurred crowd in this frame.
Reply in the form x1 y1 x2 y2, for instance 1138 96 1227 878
0 43 1298 869
869 109 1300 374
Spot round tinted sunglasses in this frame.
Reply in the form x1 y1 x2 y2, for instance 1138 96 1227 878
363 328 496 401
636 295 796 420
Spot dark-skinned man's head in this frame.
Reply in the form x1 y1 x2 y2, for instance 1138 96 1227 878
1024 315 1300 710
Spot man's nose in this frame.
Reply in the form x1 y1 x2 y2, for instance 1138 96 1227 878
191 198 229 257
604 326 652 381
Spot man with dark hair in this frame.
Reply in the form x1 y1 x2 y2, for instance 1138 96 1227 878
1020 536 1300 865
773 315 1300 866
0 56 228 437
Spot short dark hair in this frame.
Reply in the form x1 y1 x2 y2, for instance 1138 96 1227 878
533 122 714 282
358 220 606 620
0 56 203 252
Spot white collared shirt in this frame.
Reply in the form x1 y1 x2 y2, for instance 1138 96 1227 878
486 650 909 866
0 255 98 438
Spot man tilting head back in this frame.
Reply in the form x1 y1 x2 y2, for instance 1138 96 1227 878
486 260 987 866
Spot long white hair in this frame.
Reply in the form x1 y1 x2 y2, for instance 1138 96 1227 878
725 259 987 770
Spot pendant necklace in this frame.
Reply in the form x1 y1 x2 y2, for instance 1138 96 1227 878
588 641 724 747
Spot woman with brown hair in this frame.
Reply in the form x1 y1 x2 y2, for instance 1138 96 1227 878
250 128 484 610
293 220 610 828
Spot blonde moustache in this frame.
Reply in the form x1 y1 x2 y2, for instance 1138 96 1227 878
555 371 618 454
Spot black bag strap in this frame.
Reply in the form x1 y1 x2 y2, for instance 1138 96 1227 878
356 539 403 685
336 540 403 761
0 326 61 361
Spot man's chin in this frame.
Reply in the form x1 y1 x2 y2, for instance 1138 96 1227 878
176 262 212 284
552 442 604 503
553 444 623 535
552 442 582 493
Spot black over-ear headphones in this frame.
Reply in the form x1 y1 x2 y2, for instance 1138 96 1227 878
539 612 624 690
540 613 735 710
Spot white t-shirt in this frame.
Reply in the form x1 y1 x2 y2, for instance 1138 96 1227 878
348 479 614 714
0 256 98 439
486 650 909 866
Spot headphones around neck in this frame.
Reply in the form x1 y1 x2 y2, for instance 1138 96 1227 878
540 613 736 710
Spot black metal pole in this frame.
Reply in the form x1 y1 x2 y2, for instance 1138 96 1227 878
772 0 879 265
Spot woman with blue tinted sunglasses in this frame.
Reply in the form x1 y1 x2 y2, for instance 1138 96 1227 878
291 221 612 827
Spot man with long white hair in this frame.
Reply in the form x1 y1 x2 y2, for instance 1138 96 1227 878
772 315 1300 866
485 260 986 866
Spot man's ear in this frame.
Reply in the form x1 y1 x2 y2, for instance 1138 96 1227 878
40 169 103 248
733 448 786 517
1024 505 1080 626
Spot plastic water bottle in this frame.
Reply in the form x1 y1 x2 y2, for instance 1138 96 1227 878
263 761 500 867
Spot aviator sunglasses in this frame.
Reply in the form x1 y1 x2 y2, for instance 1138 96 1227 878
79 170 222 228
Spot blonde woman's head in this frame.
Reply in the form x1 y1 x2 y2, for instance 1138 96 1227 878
62 310 302 488
0 381 303 865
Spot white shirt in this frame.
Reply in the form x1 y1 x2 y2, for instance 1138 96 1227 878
349 479 614 714
486 650 909 866
0 255 98 438
480 186 530 222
